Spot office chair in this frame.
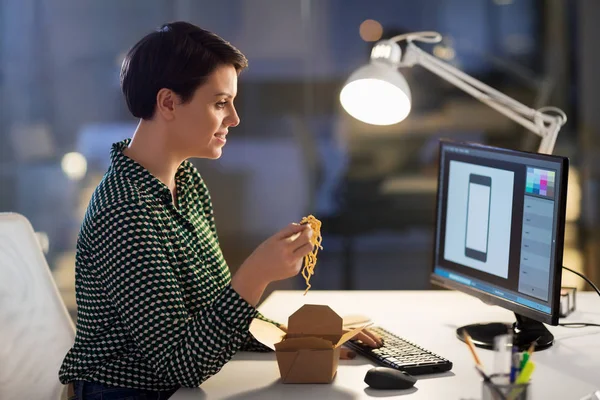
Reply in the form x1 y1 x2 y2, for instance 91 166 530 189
0 213 75 400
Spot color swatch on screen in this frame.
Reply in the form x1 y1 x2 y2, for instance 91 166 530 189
526 167 555 197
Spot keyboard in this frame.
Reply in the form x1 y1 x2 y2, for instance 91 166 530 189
345 326 453 375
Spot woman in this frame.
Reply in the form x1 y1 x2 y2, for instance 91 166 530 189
59 21 381 400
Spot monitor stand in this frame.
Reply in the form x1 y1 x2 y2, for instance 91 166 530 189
456 313 554 352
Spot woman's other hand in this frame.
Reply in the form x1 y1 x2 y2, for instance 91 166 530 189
339 328 382 359
349 328 383 348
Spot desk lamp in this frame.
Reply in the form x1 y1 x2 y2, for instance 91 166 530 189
340 31 567 154
341 32 570 351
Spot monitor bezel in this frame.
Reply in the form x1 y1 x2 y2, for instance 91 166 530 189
430 139 569 325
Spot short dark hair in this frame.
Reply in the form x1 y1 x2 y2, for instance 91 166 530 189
120 21 248 120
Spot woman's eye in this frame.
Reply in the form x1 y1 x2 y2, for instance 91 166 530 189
216 101 227 109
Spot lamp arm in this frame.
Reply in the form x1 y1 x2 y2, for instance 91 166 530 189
401 42 566 154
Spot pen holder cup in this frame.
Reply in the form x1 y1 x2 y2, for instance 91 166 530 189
482 374 529 400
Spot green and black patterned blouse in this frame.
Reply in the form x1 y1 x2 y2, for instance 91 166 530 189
59 139 275 391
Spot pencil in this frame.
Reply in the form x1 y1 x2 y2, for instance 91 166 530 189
462 331 483 368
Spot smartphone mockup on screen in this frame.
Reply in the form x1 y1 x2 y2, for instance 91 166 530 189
465 174 492 262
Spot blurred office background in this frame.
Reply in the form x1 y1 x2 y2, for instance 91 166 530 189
0 0 598 318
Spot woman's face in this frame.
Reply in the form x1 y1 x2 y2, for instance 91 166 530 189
171 64 240 159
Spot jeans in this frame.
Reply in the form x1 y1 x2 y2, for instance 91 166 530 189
68 380 179 400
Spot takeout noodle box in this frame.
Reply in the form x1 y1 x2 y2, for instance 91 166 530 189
273 304 370 384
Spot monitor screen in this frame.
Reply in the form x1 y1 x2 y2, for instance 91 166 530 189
431 140 568 328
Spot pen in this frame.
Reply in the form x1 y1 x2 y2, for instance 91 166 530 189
462 331 484 368
509 339 519 383
515 361 535 384
520 338 537 371
519 352 529 371
506 361 536 400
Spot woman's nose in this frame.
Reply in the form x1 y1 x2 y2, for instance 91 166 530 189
226 107 240 127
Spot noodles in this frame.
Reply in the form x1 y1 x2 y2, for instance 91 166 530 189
299 215 323 295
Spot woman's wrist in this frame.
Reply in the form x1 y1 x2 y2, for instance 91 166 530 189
231 267 269 307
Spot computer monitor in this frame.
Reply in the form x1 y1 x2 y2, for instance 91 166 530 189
431 140 569 351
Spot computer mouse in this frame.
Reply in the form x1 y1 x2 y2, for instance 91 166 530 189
364 367 417 390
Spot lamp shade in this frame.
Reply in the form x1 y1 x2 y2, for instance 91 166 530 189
340 61 412 125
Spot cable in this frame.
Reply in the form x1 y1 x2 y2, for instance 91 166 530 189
559 323 600 328
558 266 600 328
562 265 600 297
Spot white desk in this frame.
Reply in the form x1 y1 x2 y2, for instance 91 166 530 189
172 291 600 400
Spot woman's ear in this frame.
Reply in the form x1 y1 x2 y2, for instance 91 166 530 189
155 88 177 121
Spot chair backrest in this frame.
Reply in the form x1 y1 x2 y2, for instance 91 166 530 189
0 213 75 400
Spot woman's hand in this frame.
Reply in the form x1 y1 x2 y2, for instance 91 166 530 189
349 328 383 348
232 223 313 306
